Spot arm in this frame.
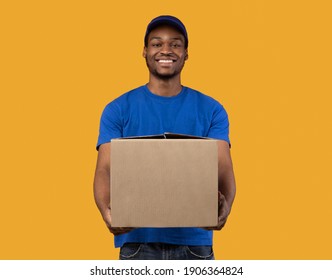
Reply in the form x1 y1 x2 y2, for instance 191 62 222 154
93 143 134 235
205 140 236 230
216 140 236 229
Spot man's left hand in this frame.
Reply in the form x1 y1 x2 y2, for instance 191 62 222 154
203 191 230 231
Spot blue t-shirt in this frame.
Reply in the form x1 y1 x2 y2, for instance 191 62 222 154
97 85 230 248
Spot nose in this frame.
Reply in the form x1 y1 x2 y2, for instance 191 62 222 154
160 44 172 55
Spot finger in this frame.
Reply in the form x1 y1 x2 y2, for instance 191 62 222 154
110 227 136 235
104 213 112 228
218 191 222 203
218 216 227 227
218 192 226 204
200 225 219 230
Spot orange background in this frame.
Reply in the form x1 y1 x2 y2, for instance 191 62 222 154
1 0 331 259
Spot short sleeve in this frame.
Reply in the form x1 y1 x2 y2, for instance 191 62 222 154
96 101 123 150
207 103 230 145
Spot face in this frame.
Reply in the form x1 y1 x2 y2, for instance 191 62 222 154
143 25 188 80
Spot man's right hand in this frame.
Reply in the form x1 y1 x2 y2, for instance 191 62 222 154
102 204 135 236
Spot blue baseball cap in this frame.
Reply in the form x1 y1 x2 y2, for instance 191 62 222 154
144 15 188 49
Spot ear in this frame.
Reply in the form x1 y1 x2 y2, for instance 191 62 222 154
185 50 189 60
143 47 147 58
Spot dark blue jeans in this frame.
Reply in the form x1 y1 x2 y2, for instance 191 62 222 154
119 243 215 260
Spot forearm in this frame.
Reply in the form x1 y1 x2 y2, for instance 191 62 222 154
203 149 236 231
93 167 110 217
94 144 134 235
217 140 236 211
219 168 236 211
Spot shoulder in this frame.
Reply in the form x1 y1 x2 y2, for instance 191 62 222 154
109 85 145 105
102 85 145 112
184 87 226 111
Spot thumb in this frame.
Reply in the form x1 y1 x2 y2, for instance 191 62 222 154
103 205 112 225
218 191 227 208
218 191 222 205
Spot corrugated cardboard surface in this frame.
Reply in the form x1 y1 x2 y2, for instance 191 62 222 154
111 139 218 227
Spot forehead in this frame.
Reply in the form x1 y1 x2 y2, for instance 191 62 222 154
148 25 185 41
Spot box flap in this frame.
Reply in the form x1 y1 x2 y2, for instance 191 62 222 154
164 132 208 139
115 132 209 140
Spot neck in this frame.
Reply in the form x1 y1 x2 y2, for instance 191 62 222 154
147 75 182 97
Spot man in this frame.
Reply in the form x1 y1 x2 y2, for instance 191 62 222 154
94 15 236 260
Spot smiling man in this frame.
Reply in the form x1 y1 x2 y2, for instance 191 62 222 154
144 25 187 84
94 15 236 260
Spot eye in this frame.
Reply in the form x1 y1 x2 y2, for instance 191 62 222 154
151 43 162 48
171 43 182 48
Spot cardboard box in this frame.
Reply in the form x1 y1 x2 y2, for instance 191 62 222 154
110 133 218 227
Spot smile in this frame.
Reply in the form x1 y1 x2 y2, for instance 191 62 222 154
157 59 175 63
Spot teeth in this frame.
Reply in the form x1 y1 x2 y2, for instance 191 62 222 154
159 60 173 63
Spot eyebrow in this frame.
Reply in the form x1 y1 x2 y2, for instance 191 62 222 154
149 36 184 41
